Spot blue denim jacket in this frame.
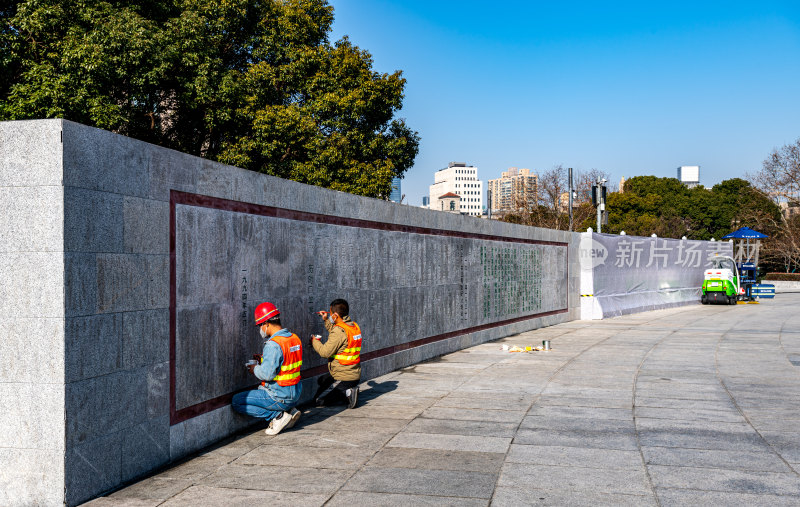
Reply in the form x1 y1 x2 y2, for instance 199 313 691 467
253 328 302 403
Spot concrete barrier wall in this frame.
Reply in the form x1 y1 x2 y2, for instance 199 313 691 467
0 119 581 505
768 280 800 293
579 232 734 319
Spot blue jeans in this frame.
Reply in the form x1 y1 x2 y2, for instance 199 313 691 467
232 388 296 422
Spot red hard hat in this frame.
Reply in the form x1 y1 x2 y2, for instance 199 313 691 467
254 302 280 326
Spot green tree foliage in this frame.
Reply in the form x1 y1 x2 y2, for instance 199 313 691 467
593 176 780 240
0 0 419 197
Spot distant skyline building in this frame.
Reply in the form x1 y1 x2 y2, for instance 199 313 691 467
678 165 700 188
389 177 402 203
428 162 484 216
487 167 537 213
780 201 800 220
422 196 430 207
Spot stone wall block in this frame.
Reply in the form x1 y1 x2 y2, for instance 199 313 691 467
122 309 170 370
0 317 65 383
62 120 149 198
227 165 270 206
65 431 122 506
147 146 200 202
0 251 64 318
121 415 170 482
123 197 169 254
65 313 122 383
65 252 97 317
0 119 63 187
182 408 224 453
65 369 147 447
0 186 63 253
196 158 234 201
64 187 124 253
0 448 65 507
0 383 65 450
96 254 169 314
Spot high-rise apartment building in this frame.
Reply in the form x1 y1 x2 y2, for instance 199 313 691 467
487 167 537 213
428 162 484 216
389 177 402 203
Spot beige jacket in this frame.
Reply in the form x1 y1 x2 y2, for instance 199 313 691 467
311 315 362 381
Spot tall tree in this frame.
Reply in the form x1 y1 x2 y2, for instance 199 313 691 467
595 175 779 240
750 138 800 271
0 0 419 198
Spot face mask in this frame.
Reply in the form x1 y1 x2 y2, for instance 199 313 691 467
328 314 336 324
259 327 267 339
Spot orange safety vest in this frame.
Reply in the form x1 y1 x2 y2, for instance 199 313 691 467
262 333 303 386
333 321 362 365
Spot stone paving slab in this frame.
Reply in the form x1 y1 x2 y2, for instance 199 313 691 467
535 395 633 409
403 417 519 437
655 488 800 507
491 487 656 507
327 491 488 506
513 428 639 450
641 446 792 473
366 447 506 473
200 463 348 495
84 295 800 506
419 406 527 423
233 445 376 469
341 466 497 498
519 415 636 433
497 462 652 496
636 429 771 452
160 486 329 507
386 432 512 454
633 405 745 423
506 444 643 470
527 404 633 421
647 464 800 496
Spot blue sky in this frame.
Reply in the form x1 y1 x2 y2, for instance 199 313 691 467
328 1 800 206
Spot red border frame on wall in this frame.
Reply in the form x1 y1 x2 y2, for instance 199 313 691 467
169 190 569 425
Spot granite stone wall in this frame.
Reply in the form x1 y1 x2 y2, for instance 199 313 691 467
0 120 66 507
0 119 581 506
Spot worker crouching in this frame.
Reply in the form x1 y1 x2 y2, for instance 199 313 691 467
310 298 361 408
232 302 303 435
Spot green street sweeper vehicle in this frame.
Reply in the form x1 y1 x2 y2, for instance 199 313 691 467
701 255 742 305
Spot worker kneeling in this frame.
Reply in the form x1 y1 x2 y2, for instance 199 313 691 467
233 302 302 435
311 299 361 408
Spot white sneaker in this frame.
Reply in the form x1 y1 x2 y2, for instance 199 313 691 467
346 387 358 409
264 411 292 435
285 408 301 429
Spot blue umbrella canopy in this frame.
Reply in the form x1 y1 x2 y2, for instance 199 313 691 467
722 226 768 239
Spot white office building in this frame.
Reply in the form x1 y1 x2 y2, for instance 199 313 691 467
678 165 700 188
428 162 484 216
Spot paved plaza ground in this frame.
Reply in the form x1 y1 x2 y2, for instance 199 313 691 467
85 294 800 506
